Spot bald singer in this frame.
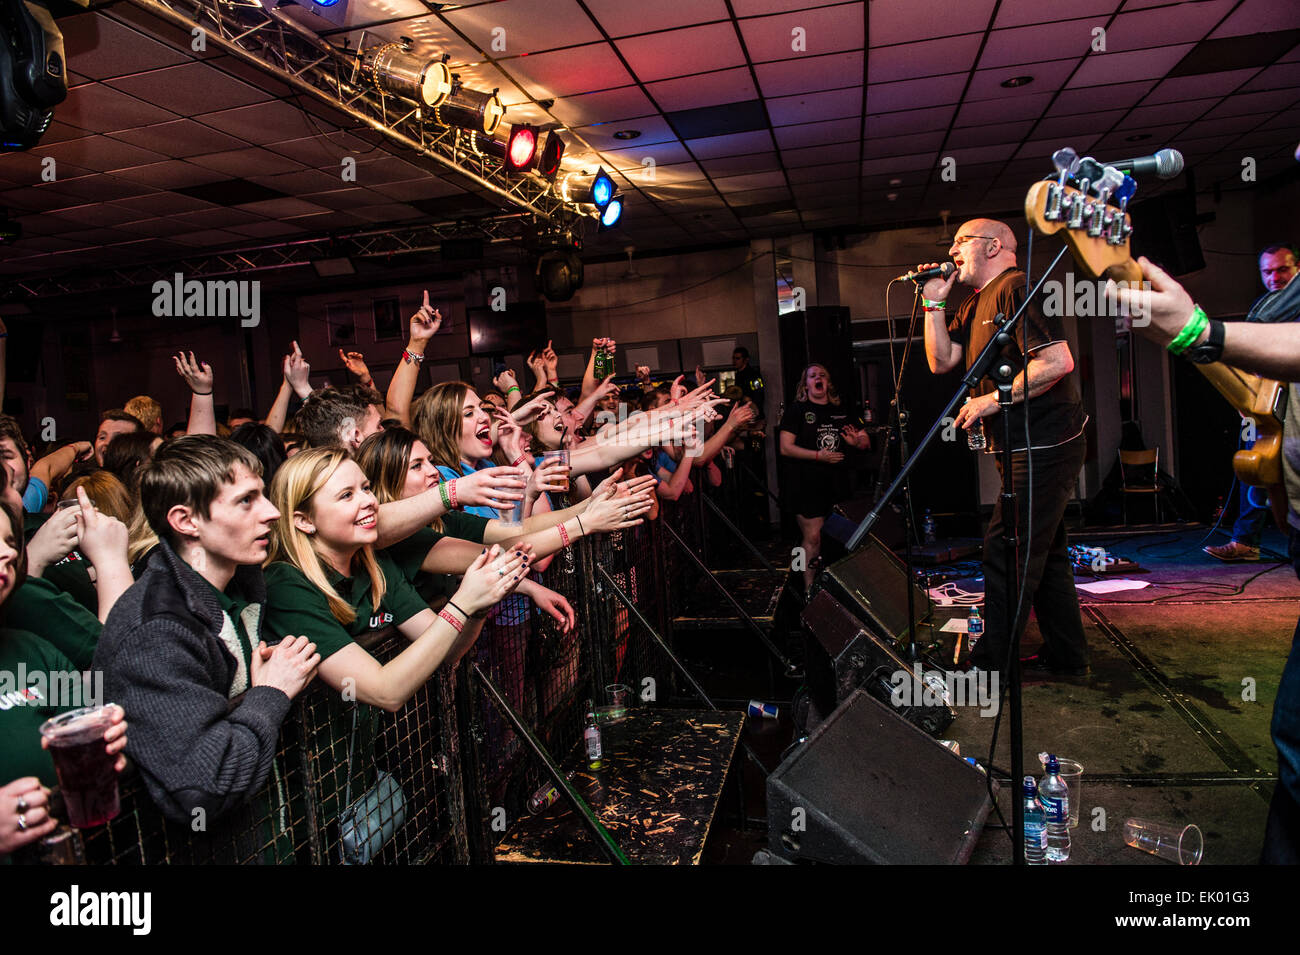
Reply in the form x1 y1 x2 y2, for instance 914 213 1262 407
917 218 1090 678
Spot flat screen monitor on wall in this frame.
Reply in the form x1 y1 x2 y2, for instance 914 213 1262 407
467 300 547 355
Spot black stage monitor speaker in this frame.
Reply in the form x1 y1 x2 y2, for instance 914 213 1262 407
819 532 930 644
801 588 954 737
767 689 996 864
823 495 905 551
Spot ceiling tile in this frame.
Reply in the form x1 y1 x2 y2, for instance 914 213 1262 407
1051 80 1154 112
1142 68 1259 103
226 220 308 239
107 62 270 119
946 120 1037 149
648 67 758 112
112 193 216 216
1210 0 1300 38
866 106 956 137
443 0 604 54
781 141 861 167
371 178 470 202
979 20 1106 70
108 120 249 159
967 59 1079 101
994 0 1123 29
583 0 730 37
58 84 179 134
711 170 787 192
113 216 203 238
1125 98 1219 126
870 0 995 46
773 117 860 149
496 43 632 99
170 229 247 248
867 73 968 112
861 152 938 176
1067 44 1197 87
702 152 780 178
238 197 333 217
756 50 864 98
871 34 983 83
787 163 860 184
616 23 746 82
738 4 865 63
1241 62 1300 92
1106 0 1236 51
549 86 656 126
109 161 229 190
38 136 169 173
266 131 383 167
58 12 191 80
864 130 946 159
684 130 775 160
1202 88 1300 118
572 116 679 151
194 102 330 147
766 86 862 126
189 148 308 178
600 141 695 171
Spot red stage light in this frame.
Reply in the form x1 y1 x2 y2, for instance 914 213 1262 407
506 125 537 171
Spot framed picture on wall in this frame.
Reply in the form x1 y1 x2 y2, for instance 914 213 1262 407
326 303 355 346
373 297 402 342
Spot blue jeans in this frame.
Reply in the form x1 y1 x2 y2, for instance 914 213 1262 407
1263 529 1300 863
1231 436 1270 545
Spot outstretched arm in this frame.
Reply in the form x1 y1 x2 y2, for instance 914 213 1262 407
175 351 216 436
387 291 441 429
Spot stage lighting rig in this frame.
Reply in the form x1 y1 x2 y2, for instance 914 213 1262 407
0 0 76 151
597 195 624 230
436 76 503 136
360 39 452 109
560 167 615 209
534 230 584 303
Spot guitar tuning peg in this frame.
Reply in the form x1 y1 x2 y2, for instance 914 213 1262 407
1096 166 1124 202
1114 174 1137 210
1051 146 1079 178
1075 157 1103 186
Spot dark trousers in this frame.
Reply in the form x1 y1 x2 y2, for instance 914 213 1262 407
1263 528 1300 863
970 433 1089 672
1230 435 1270 545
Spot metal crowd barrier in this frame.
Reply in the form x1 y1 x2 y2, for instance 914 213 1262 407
67 484 717 865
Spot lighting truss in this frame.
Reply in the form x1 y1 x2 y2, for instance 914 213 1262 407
114 0 583 228
7 214 535 298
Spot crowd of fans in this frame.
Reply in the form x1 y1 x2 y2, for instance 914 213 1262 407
0 294 746 857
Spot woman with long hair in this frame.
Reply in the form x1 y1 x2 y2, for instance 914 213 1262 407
0 496 130 857
778 362 871 592
264 448 525 712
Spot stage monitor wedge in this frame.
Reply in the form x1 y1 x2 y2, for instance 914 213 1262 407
768 689 996 864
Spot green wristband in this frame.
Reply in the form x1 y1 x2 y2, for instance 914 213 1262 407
506 385 521 396
922 298 946 310
1168 305 1209 355
438 481 453 509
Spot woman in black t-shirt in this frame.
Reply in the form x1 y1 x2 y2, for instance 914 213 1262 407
778 363 870 591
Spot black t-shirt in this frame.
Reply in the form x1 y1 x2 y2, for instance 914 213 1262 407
947 267 1086 452
778 399 864 502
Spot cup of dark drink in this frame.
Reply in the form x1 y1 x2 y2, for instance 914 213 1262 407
39 706 121 829
542 449 570 493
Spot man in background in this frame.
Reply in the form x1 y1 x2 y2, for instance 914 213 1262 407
1205 243 1299 561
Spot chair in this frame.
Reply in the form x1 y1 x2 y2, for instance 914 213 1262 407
1117 448 1162 525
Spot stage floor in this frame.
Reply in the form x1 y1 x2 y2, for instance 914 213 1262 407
708 524 1300 865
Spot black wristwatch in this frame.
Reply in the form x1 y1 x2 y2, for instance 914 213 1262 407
1184 319 1225 365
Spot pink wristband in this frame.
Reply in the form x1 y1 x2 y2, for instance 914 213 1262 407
438 608 463 633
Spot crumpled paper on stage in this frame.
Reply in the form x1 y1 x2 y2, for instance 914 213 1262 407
1075 578 1151 594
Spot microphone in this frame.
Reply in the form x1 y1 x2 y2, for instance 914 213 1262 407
1099 148 1183 180
894 262 955 283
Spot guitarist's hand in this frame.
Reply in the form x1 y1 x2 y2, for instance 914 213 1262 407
1109 257 1196 348
918 262 958 303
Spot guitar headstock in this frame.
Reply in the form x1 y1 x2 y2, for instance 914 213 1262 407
1025 155 1142 285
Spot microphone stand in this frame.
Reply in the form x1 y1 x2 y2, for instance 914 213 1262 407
845 244 1071 866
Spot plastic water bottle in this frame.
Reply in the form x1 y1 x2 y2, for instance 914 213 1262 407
1022 776 1047 865
1040 754 1071 862
965 397 987 450
922 508 936 544
967 605 983 652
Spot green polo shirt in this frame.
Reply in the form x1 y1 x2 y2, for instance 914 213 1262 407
262 553 430 661
1 576 102 671
381 511 491 603
0 629 78 788
23 512 98 616
442 510 489 544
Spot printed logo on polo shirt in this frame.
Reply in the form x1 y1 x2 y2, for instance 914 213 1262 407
0 685 42 710
55 550 84 567
368 612 394 629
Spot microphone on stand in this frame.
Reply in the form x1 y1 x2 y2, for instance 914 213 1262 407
1096 148 1184 180
893 262 955 283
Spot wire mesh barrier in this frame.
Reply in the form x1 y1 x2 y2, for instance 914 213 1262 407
53 482 737 865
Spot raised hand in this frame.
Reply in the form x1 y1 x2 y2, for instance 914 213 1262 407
454 544 529 616
409 291 442 346
174 351 214 395
493 367 519 395
918 261 958 303
74 485 128 570
841 424 871 450
542 340 559 379
339 349 371 383
694 364 706 388
669 375 689 403
283 341 312 398
526 456 569 501
26 504 79 577
527 350 548 387
453 466 527 510
635 364 651 384
510 393 551 426
726 401 756 431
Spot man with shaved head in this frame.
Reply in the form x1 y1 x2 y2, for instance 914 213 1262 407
918 218 1089 678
